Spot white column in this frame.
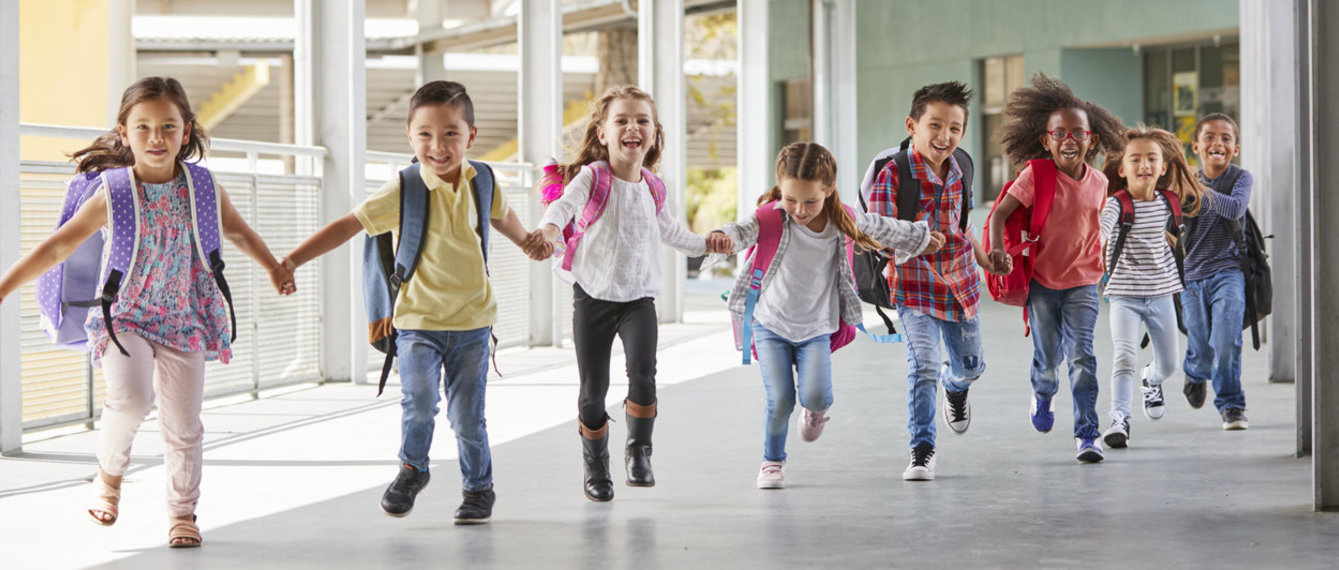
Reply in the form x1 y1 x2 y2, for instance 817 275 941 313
518 0 562 346
107 0 135 125
811 0 858 202
1305 0 1339 510
296 0 367 383
738 0 770 224
641 0 686 323
0 0 22 455
415 0 446 85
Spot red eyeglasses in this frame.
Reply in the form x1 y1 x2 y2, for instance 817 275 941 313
1047 130 1093 142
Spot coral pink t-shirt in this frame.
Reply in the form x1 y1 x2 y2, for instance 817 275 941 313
1006 161 1107 289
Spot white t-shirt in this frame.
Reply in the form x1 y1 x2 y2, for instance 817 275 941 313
538 166 706 302
754 220 840 342
1099 195 1183 298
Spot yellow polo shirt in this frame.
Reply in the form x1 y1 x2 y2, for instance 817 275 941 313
354 162 508 331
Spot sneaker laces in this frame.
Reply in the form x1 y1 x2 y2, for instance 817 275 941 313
760 463 783 476
804 410 830 429
947 390 968 422
460 491 492 511
1143 383 1164 405
910 445 935 468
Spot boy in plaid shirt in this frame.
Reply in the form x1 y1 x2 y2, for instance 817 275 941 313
865 81 1007 481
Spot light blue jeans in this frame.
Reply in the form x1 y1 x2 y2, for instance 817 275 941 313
896 306 984 450
752 321 833 462
1107 295 1180 421
396 327 494 492
1182 269 1247 411
1027 282 1100 439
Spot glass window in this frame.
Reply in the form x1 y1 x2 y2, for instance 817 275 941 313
1141 40 1240 165
980 54 1024 202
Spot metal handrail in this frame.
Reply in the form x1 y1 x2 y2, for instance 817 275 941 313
19 123 328 157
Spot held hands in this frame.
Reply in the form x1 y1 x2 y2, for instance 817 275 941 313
270 257 297 296
922 231 946 255
984 249 1013 276
705 231 735 255
521 229 555 261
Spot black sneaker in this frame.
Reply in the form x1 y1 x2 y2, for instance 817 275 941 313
943 388 971 434
1102 418 1130 449
380 464 430 517
1141 379 1166 421
454 488 495 524
1183 380 1207 409
1221 408 1249 431
902 443 936 481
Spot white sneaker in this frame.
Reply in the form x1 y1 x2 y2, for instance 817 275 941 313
1141 365 1166 420
756 460 785 489
799 408 830 442
902 444 936 481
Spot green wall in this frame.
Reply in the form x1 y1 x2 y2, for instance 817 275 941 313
848 0 1238 200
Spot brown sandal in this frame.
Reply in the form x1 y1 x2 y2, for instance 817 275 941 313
87 470 121 526
168 515 202 548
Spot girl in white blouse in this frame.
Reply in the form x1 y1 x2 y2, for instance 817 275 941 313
535 86 732 502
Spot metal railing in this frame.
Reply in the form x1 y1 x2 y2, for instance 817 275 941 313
14 123 328 431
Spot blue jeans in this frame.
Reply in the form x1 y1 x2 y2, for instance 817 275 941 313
396 327 493 492
1181 269 1246 411
1027 282 1100 439
752 321 834 462
1107 295 1179 421
896 306 984 450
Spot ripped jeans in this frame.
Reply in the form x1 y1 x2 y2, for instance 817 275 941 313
896 305 985 450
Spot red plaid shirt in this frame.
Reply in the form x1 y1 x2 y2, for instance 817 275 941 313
869 147 980 322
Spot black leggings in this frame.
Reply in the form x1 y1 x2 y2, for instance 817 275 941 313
573 284 659 429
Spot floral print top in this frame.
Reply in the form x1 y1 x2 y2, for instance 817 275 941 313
86 171 232 363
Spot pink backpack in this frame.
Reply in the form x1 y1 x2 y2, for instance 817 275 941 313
732 201 861 364
540 160 667 270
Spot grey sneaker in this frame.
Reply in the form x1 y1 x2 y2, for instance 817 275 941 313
1102 418 1130 449
1221 408 1249 431
1183 380 1207 409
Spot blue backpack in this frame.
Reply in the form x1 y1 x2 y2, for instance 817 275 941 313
35 163 235 355
362 160 495 395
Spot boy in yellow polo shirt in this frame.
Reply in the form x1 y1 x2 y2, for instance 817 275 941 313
281 81 551 524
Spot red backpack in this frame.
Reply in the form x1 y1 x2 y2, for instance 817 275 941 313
982 159 1057 335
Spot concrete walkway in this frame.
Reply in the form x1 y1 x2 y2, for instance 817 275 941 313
1 279 1336 569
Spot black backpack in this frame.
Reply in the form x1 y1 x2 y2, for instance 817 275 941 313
854 137 974 336
1186 165 1273 350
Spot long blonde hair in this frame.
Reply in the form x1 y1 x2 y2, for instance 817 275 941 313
1103 125 1204 216
756 142 882 252
550 85 664 187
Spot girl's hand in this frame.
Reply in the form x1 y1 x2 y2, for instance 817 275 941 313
705 231 734 254
539 224 562 246
270 257 297 296
521 230 555 261
985 249 1013 276
922 231 946 255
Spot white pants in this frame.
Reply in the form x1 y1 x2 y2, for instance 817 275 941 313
96 333 206 518
1107 295 1180 421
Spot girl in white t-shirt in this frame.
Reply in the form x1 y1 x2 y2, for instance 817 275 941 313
535 86 729 502
711 142 943 489
1098 126 1205 448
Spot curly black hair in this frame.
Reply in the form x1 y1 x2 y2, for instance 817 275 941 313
997 73 1125 168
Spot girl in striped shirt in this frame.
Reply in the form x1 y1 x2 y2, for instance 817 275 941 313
1098 126 1204 448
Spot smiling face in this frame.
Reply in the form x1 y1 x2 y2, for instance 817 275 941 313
905 101 966 171
1042 107 1094 178
597 97 656 167
117 96 191 183
1192 118 1239 173
1118 138 1168 195
777 176 832 229
406 102 477 182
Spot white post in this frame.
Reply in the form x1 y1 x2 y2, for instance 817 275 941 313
811 0 859 202
0 0 22 455
107 0 135 125
518 0 562 346
296 0 367 382
416 0 446 85
738 0 771 224
641 0 686 323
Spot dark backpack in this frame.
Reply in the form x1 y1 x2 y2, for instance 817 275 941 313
1184 166 1272 350
854 137 973 337
362 160 495 394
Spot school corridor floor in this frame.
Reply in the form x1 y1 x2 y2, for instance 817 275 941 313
1 278 1336 569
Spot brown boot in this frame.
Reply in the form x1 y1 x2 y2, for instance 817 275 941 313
625 399 656 487
579 418 614 501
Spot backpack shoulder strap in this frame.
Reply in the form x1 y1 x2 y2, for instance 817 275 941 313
739 202 784 364
1158 189 1188 287
469 160 495 262
953 149 974 233
98 166 140 357
394 162 431 286
893 151 918 222
1105 189 1136 279
1028 159 1059 237
181 162 237 343
642 168 667 214
561 161 613 271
